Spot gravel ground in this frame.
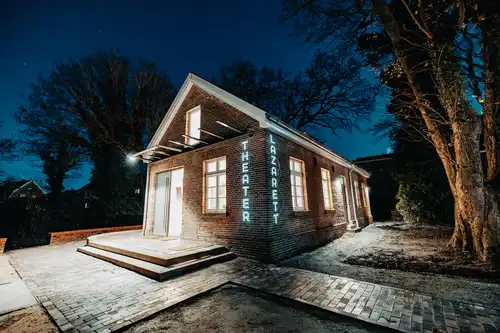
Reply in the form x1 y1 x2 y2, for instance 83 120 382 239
125 284 391 333
282 223 500 307
0 305 58 333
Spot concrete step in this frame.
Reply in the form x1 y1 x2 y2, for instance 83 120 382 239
77 246 236 281
87 241 229 267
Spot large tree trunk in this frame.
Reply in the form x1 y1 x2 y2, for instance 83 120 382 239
370 0 500 262
449 116 500 262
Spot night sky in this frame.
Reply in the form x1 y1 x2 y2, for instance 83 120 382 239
0 0 390 190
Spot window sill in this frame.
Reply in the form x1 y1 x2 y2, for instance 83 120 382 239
324 209 336 215
203 211 228 218
292 210 311 217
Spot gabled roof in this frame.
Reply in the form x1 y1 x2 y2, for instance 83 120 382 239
147 73 370 178
148 73 267 149
9 180 46 198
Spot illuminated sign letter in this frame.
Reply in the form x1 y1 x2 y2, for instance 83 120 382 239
241 140 251 223
269 134 279 224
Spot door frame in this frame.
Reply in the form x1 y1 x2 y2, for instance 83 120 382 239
152 166 184 237
167 167 184 237
339 175 351 224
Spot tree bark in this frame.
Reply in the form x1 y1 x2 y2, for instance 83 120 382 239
448 115 499 262
370 0 500 262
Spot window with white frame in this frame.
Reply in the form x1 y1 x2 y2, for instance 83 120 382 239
186 106 201 145
204 156 226 212
354 180 362 208
361 182 369 207
321 168 333 210
289 157 307 211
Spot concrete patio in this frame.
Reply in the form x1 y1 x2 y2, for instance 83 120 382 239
77 230 235 280
6 241 500 333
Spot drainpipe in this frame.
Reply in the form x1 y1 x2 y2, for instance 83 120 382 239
348 163 358 230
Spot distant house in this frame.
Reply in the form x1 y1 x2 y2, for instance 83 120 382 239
8 180 46 200
353 154 398 221
0 180 26 202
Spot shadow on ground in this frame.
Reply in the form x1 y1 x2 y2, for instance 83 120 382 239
124 284 391 333
282 223 500 307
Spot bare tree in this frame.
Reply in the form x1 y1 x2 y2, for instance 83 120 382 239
16 52 176 214
217 50 379 135
285 0 500 261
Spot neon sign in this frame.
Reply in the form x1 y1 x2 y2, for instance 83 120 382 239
269 134 279 224
241 140 250 223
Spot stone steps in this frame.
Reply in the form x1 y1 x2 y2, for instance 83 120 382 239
87 240 229 267
77 245 236 281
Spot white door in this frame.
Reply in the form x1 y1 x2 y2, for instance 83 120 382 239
167 168 184 237
153 171 170 236
340 176 350 224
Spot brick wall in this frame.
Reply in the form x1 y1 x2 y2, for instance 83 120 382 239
146 129 270 259
145 85 270 259
144 83 372 262
265 130 371 261
0 238 6 254
49 225 142 244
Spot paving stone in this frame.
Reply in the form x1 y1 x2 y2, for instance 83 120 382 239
7 241 500 333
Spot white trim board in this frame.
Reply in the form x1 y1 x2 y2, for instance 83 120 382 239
266 120 370 177
147 73 267 149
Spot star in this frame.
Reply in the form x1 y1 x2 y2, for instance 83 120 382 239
23 62 27 66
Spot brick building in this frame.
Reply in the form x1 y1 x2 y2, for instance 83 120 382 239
133 73 372 262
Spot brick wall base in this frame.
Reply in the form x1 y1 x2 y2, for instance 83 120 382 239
49 225 142 244
0 238 6 254
269 224 347 262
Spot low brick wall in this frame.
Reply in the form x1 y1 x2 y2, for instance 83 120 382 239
0 238 6 254
49 225 142 244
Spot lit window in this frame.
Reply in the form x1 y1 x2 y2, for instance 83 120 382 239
204 156 226 212
354 180 362 208
84 203 89 209
186 106 201 145
361 182 369 207
134 188 140 194
321 168 333 210
289 157 307 211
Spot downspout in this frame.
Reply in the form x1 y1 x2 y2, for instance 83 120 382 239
142 165 150 236
348 163 358 230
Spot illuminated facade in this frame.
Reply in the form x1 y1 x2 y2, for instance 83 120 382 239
137 73 372 262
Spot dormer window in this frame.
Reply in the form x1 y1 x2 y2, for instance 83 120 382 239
186 106 201 145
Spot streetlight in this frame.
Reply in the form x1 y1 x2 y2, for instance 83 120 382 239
126 154 138 164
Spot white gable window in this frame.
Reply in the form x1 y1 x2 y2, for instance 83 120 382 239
321 168 333 210
186 106 201 145
290 157 307 211
204 156 227 213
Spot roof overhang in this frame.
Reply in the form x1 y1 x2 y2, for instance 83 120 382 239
147 73 267 149
265 117 370 178
145 73 370 178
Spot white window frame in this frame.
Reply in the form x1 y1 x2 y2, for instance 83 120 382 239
204 156 227 213
185 106 201 145
321 168 334 210
354 180 362 208
289 157 307 211
361 182 369 207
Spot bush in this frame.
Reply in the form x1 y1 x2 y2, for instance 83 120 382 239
0 196 142 250
395 180 453 225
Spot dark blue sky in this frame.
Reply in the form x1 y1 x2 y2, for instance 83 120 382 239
0 0 389 189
